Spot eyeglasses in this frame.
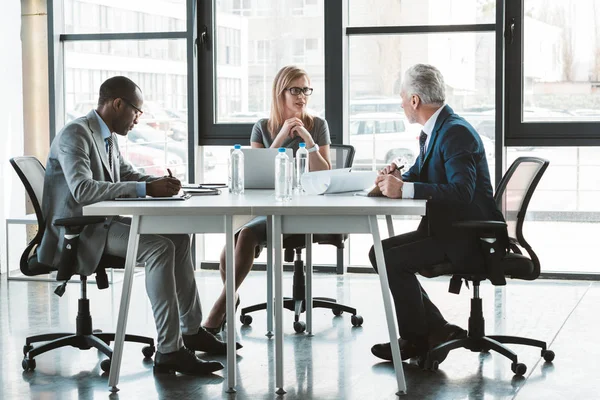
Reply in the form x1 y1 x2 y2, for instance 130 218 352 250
286 87 313 96
120 98 144 116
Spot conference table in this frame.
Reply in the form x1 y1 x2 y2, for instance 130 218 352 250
83 190 426 395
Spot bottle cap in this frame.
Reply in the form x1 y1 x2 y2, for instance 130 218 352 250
299 142 306 148
234 144 241 149
278 147 286 152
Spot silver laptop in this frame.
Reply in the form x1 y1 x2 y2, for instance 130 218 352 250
233 148 294 189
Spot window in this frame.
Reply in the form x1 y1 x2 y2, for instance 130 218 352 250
53 1 194 183
199 0 325 139
506 0 600 145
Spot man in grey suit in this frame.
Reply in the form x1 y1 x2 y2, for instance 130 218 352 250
39 76 239 375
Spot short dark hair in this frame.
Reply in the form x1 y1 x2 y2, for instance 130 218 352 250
98 76 141 106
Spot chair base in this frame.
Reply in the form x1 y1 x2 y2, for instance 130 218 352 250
241 296 362 332
418 286 555 376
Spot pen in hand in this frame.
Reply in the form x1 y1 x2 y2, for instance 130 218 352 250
167 168 173 178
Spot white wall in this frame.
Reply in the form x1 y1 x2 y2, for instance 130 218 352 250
0 2 25 273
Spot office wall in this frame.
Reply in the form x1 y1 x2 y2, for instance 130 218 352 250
0 2 25 273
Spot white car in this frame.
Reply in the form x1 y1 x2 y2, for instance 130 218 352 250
349 112 494 172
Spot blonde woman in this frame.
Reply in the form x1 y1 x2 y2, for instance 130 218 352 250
203 65 332 334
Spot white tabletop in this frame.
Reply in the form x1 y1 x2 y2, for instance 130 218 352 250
83 190 426 217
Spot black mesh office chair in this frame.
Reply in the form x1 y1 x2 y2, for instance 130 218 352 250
240 144 364 333
417 157 555 375
10 156 155 373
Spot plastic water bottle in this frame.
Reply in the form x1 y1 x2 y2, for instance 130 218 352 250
229 144 244 195
296 142 309 193
275 147 291 201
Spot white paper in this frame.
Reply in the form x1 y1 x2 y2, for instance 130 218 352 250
300 169 377 195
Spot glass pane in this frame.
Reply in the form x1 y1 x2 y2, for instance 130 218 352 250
348 0 496 26
506 147 600 273
523 0 600 121
64 39 189 182
348 32 496 178
63 0 186 33
214 1 325 124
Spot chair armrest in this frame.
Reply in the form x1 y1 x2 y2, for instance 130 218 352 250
452 220 507 231
54 216 106 227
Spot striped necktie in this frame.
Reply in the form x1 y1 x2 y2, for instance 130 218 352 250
106 135 114 170
419 130 427 168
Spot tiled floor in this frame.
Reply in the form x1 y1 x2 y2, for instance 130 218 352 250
0 269 594 399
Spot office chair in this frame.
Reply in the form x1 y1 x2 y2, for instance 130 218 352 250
416 156 555 376
10 156 155 373
240 144 364 333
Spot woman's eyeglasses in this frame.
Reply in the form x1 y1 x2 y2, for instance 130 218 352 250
286 87 313 96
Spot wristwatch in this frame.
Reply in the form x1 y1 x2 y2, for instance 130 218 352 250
306 143 319 153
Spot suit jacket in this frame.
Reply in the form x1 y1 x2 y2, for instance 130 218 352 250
38 110 156 276
402 105 506 267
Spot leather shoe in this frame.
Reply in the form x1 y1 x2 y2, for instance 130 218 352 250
183 326 242 355
428 323 467 349
154 347 223 375
371 338 427 362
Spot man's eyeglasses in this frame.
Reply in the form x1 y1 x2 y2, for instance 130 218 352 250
120 98 144 116
286 87 313 96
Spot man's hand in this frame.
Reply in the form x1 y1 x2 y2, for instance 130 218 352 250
375 174 404 199
378 162 402 178
146 177 181 197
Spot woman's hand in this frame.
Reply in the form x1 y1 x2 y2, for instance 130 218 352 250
277 117 304 141
291 124 315 146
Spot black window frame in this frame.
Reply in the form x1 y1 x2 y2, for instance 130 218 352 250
196 0 343 146
505 0 600 147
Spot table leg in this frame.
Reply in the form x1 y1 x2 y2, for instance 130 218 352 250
385 215 395 237
305 233 313 334
273 215 286 395
266 215 273 337
108 216 141 392
225 215 236 393
368 215 407 396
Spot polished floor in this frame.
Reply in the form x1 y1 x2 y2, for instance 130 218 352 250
0 269 595 400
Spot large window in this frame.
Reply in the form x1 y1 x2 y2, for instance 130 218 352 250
53 0 194 183
197 0 325 142
506 0 600 144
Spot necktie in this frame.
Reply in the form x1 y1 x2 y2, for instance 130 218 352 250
106 135 114 171
419 130 427 168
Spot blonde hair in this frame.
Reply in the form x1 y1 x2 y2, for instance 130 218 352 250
268 65 314 139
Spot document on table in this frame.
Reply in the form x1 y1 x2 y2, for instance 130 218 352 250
300 168 377 195
114 193 192 201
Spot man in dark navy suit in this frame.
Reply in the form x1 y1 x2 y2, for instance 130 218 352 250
369 64 506 363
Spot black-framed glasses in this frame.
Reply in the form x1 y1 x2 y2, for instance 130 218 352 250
120 98 144 116
286 87 313 96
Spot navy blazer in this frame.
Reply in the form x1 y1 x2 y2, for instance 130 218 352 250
402 105 505 266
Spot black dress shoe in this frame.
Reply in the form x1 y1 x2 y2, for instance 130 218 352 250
183 326 243 355
371 338 427 361
154 347 223 375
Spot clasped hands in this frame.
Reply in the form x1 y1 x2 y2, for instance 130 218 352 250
375 162 404 199
278 116 314 146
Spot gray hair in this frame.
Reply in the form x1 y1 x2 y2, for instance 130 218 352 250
402 64 445 106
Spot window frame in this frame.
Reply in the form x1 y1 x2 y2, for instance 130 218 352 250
505 0 600 147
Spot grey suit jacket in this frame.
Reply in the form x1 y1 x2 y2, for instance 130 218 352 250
39 110 156 276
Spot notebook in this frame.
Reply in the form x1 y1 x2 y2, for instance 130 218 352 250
235 148 294 189
114 193 191 201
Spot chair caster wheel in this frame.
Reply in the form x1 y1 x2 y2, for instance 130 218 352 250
351 315 364 327
240 315 253 326
511 362 527 376
542 350 555 362
22 358 36 371
23 345 33 355
101 359 111 373
293 321 306 333
142 345 155 358
332 309 343 316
